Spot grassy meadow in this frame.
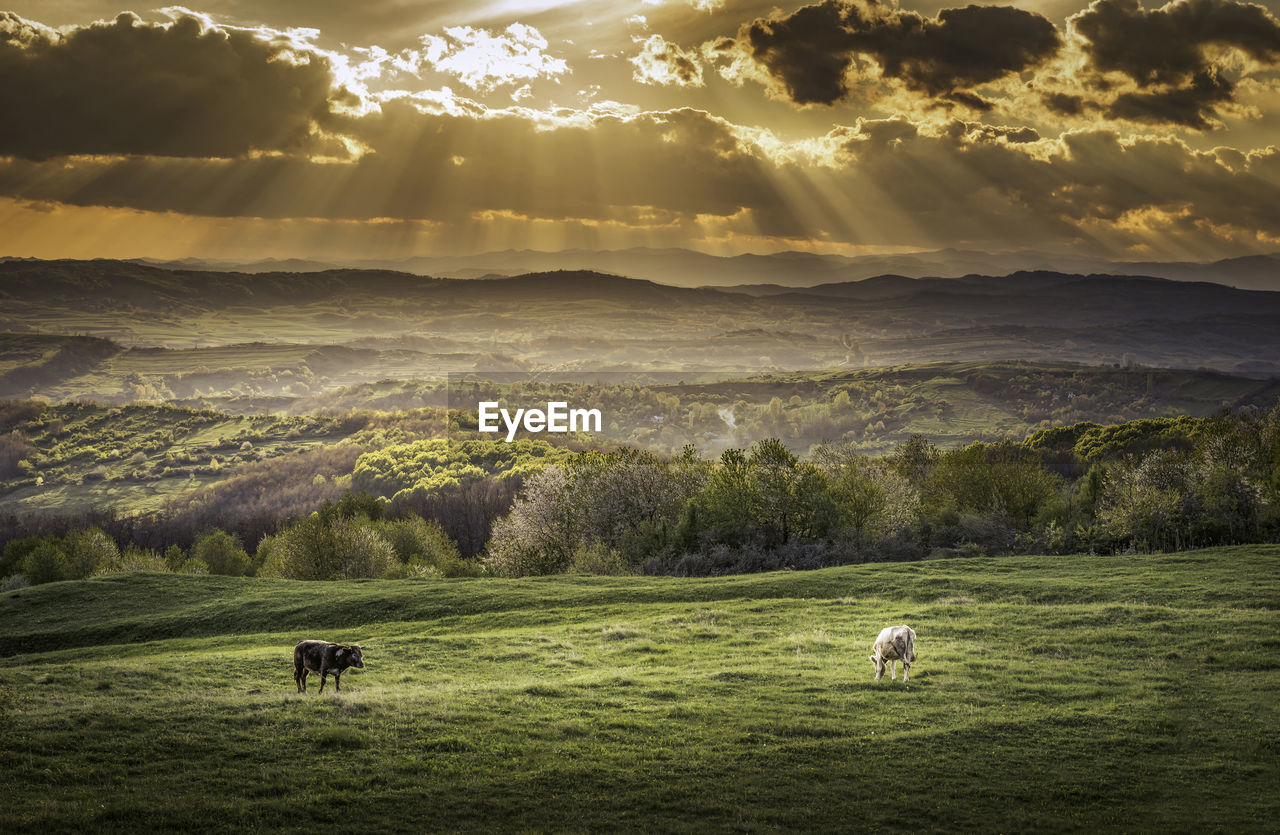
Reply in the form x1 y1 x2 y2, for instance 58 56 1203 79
2 546 1277 831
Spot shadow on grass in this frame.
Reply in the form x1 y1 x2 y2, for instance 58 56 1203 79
830 670 938 692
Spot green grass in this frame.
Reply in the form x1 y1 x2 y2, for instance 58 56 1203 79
2 548 1278 831
0 401 352 514
0 472 223 515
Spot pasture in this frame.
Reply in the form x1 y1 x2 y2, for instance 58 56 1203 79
1 547 1277 831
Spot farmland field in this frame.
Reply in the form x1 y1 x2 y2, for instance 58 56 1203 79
2 547 1277 831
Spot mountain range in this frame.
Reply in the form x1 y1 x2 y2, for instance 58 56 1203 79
29 247 1273 291
1 260 1279 386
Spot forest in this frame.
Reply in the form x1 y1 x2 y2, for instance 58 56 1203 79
3 399 1276 588
3 260 1279 587
1 362 1274 521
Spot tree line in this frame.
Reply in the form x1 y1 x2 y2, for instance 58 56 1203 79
484 404 1280 575
2 404 1277 587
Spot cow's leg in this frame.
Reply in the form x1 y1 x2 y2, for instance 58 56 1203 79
902 661 910 682
318 669 328 694
890 659 897 681
334 672 342 692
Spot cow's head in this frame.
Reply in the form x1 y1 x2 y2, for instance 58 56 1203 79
338 645 365 668
868 654 885 678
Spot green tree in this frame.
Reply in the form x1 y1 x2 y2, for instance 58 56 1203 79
825 455 920 543
331 517 396 579
22 543 68 585
891 434 938 489
929 442 1060 525
1096 451 1189 551
163 544 186 570
380 516 460 567
699 447 757 547
64 528 120 580
485 466 580 577
746 439 833 545
192 530 251 577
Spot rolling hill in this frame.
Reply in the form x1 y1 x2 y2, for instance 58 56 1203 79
1 547 1276 830
2 260 1280 376
118 247 1280 291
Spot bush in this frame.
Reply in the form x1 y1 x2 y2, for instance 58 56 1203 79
433 552 485 578
380 516 460 566
64 528 120 580
191 530 251 577
178 557 210 575
163 544 186 570
1 536 50 577
96 546 169 575
570 543 633 575
483 467 578 577
331 517 396 579
0 430 35 479
120 546 169 572
22 543 68 585
260 514 397 580
1 573 29 592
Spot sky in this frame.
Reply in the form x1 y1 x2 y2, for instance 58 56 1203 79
1 0 1279 262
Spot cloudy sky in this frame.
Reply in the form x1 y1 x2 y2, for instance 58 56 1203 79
1 0 1279 261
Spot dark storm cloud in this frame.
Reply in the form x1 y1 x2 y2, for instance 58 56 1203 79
0 11 338 159
0 6 1276 256
822 118 1280 244
1072 0 1280 84
1042 91 1088 116
1071 0 1280 128
1106 67 1236 128
725 0 1061 106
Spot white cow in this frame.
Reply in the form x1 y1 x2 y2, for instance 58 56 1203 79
869 624 917 682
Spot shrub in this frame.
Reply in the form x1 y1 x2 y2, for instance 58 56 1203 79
0 430 35 479
1 574 29 592
96 546 169 574
22 543 68 585
331 517 396 579
484 467 578 577
191 530 251 577
380 516 459 566
261 514 397 580
1 536 50 577
64 528 120 579
570 543 632 576
163 544 186 570
433 552 485 578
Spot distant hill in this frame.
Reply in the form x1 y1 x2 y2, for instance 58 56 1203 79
2 260 1279 379
93 247 1280 291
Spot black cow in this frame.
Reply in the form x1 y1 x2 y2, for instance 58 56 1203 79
294 640 364 693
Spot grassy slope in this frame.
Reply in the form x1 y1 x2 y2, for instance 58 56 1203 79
1 548 1278 831
0 403 353 514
